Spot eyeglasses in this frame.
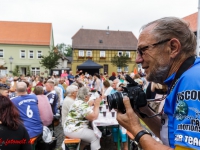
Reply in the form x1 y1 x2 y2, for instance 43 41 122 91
137 39 171 56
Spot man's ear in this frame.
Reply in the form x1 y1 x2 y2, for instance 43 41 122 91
169 38 181 58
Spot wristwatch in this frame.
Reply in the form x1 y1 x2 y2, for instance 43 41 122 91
133 130 152 146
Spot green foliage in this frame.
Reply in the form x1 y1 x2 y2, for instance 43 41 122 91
12 65 20 76
26 67 31 76
56 43 72 57
65 45 72 57
39 50 60 70
111 54 130 68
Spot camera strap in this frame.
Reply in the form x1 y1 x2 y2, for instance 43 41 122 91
168 55 196 94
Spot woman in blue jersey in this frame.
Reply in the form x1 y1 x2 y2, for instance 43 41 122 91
0 95 32 150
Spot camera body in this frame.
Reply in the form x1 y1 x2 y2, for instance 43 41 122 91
107 75 147 113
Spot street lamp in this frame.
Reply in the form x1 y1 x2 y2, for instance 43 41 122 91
9 56 13 73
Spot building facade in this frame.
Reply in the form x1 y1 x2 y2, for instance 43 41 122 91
71 29 138 75
0 21 54 76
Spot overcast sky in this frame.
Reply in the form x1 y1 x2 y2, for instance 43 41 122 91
0 0 198 45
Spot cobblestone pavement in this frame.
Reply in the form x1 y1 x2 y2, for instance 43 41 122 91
54 123 118 150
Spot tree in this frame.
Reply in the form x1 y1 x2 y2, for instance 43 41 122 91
56 43 72 57
111 54 130 70
65 45 72 57
12 65 20 76
39 48 60 71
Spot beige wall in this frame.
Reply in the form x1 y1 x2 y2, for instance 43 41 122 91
72 49 138 76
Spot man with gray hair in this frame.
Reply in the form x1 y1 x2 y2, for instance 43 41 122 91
11 82 43 138
61 85 78 127
117 17 199 149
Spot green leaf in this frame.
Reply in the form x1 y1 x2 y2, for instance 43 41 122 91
39 49 60 70
111 54 129 68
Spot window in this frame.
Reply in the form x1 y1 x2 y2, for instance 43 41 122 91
117 67 122 72
37 51 42 59
118 51 123 56
0 70 7 75
125 51 130 58
29 50 34 58
31 67 40 76
20 50 26 58
100 51 105 57
0 49 3 58
79 50 84 57
124 66 129 72
86 51 92 57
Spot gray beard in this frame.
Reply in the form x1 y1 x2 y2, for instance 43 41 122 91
147 65 170 83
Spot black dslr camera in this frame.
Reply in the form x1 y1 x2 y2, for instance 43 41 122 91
107 75 147 114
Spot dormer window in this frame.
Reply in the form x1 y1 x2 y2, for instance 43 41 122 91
99 40 103 43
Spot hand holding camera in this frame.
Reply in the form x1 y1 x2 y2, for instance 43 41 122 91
116 96 143 135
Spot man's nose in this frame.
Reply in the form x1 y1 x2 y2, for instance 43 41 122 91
135 53 144 64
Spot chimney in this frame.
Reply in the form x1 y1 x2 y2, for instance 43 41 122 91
106 26 109 35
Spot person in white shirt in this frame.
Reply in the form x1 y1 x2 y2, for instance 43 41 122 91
61 85 78 127
102 80 113 99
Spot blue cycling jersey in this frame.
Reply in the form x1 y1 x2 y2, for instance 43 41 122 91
11 94 43 138
161 57 200 149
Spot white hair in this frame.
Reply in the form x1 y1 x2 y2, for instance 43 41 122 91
77 87 89 100
66 85 78 96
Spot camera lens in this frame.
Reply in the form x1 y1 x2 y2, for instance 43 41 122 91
107 92 125 112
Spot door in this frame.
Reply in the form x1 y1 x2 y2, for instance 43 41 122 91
103 64 108 74
21 67 26 75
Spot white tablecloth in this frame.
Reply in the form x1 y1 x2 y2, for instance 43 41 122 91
92 110 119 138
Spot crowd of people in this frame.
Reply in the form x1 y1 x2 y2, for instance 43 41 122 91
0 16 198 150
0 68 149 150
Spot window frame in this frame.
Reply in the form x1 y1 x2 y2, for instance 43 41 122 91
118 51 123 57
117 67 122 72
29 50 34 59
37 51 42 59
79 50 84 57
100 51 105 57
31 67 40 76
86 50 92 57
0 49 4 58
20 50 26 58
124 66 129 72
125 51 130 58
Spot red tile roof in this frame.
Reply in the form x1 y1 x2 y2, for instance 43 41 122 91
72 29 138 50
182 12 197 32
0 21 52 45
